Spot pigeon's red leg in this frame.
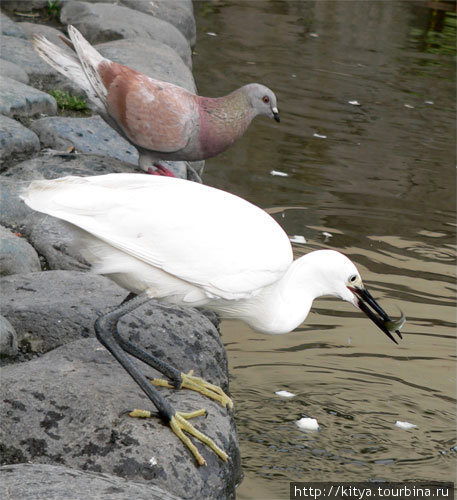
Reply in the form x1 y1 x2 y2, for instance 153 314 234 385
146 164 176 177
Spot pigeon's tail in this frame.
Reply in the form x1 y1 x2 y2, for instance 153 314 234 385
32 34 106 112
67 25 108 107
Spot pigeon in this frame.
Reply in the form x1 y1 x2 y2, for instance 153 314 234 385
33 26 280 175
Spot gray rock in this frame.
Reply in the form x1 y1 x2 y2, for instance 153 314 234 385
0 34 58 77
0 315 18 358
0 59 29 84
60 1 192 68
0 12 26 38
120 0 196 46
18 21 69 49
27 117 200 179
30 115 139 165
2 463 182 500
0 116 40 162
28 215 91 271
1 151 138 182
0 178 33 230
0 337 240 499
0 154 139 247
0 76 57 118
0 271 125 353
96 37 196 92
1 0 49 12
0 225 41 276
0 270 230 386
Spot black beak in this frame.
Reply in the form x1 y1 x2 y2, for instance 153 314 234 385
349 286 404 344
273 111 280 123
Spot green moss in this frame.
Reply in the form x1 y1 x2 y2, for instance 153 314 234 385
47 0 61 19
49 90 88 111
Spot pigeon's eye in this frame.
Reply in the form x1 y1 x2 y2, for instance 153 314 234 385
349 274 358 283
262 96 270 104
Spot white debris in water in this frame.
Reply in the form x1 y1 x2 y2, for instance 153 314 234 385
395 420 417 430
322 231 333 241
404 104 415 109
313 133 327 139
291 74 296 78
206 32 217 37
275 390 296 398
348 100 361 106
149 456 158 466
290 235 307 244
296 417 319 431
270 170 289 177
425 100 434 105
309 33 319 38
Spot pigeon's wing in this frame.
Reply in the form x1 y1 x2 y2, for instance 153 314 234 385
97 62 198 154
21 174 293 301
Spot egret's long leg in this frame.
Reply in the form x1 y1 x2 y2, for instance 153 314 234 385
94 293 228 465
111 293 233 409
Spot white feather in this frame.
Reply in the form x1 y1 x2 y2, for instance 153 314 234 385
32 34 105 112
67 26 108 106
21 174 292 304
21 173 382 335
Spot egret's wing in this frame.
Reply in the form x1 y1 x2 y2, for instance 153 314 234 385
22 174 293 300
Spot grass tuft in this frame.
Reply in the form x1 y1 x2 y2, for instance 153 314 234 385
49 90 88 111
47 0 61 19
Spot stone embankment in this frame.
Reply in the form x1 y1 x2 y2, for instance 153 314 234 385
0 2 241 499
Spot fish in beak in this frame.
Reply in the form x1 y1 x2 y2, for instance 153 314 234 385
348 286 405 344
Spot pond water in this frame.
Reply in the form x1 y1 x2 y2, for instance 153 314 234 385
193 2 456 499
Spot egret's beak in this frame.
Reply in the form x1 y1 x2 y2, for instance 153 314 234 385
348 286 404 344
272 107 280 122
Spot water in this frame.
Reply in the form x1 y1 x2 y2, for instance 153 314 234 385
193 2 456 498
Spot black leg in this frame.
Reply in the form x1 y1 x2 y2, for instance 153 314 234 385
94 294 175 420
93 292 229 465
111 293 185 387
111 295 233 410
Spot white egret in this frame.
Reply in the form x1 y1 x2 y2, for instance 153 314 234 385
21 173 404 465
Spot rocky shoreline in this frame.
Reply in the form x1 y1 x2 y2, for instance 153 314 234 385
0 2 241 499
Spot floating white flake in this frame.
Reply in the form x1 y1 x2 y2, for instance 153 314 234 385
348 100 360 106
404 104 415 109
313 133 327 139
149 456 158 466
290 235 307 244
296 417 319 431
275 390 296 398
206 32 217 37
425 100 434 105
395 420 417 430
309 33 319 38
270 170 289 177
322 231 333 239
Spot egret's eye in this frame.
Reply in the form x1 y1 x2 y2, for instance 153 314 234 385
262 96 270 104
349 274 358 283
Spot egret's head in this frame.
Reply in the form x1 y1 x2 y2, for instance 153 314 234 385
307 250 404 344
246 84 280 122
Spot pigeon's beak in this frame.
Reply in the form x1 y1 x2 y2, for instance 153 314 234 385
348 286 405 344
272 107 280 122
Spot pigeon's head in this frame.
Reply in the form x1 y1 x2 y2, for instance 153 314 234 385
245 84 280 122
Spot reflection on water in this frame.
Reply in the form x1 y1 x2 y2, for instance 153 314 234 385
193 1 456 498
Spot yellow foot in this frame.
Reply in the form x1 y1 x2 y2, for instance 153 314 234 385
129 408 228 466
151 370 234 410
